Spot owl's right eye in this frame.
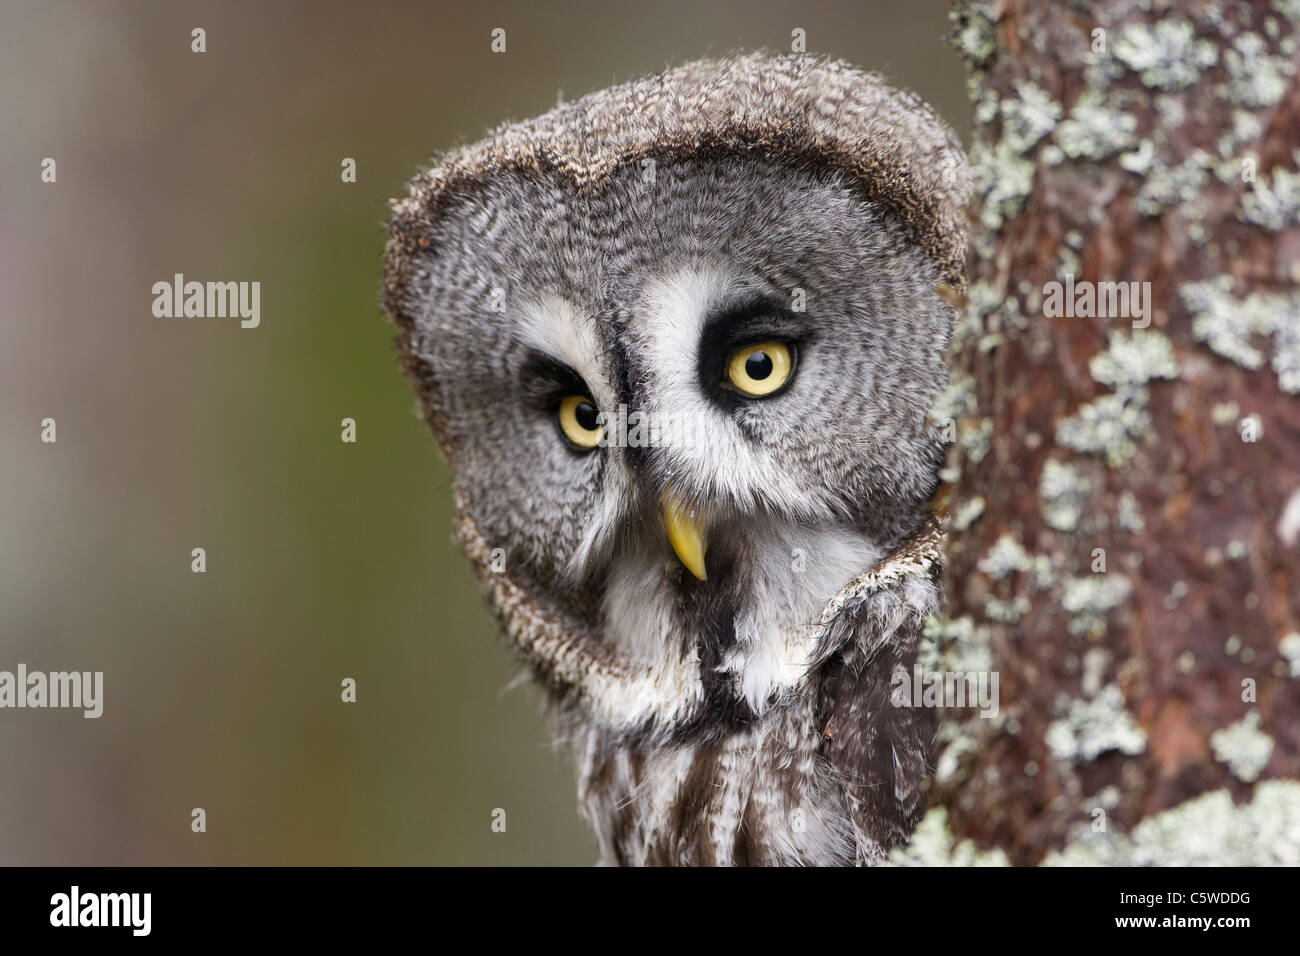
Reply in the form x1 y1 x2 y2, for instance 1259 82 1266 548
724 340 795 397
556 395 603 450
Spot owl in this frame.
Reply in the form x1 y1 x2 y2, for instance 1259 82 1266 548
383 53 969 865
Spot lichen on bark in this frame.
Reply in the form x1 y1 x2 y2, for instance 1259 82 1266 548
931 0 1300 864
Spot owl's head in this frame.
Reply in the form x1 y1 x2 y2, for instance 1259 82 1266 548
384 53 968 722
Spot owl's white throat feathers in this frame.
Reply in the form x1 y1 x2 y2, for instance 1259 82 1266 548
605 518 886 715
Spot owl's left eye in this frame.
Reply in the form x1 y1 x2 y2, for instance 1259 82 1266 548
724 341 795 397
556 395 603 450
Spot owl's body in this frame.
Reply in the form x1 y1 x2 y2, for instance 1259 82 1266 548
385 54 968 865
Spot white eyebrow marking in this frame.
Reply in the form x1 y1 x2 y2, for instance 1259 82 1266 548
640 264 734 371
517 294 615 409
516 293 633 581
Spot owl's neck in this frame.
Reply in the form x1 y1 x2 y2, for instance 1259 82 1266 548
459 500 941 739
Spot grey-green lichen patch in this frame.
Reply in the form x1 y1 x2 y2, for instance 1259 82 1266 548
1117 491 1145 533
934 732 978 784
1019 282 1044 316
1120 140 1157 175
950 279 1002 353
1204 0 1238 31
1281 632 1300 677
1000 82 1062 154
1046 683 1147 762
918 614 997 790
1182 281 1267 370
917 614 945 676
961 417 994 465
1028 554 1056 591
1222 108 1265 149
1180 277 1300 392
885 807 1011 866
1039 459 1092 532
945 617 994 677
1134 152 1210 216
952 495 986 532
968 278 1002 319
1089 329 1180 388
1081 646 1112 697
1210 710 1275 782
1211 400 1241 425
978 534 1033 580
1056 389 1153 466
1239 152 1300 230
1112 19 1218 90
1155 90 1188 128
985 595 1031 623
1275 0 1300 20
970 80 999 126
1220 32 1294 107
1053 91 1138 162
1212 110 1266 183
972 231 999 264
929 368 978 426
1088 784 1123 812
971 139 1037 229
950 0 998 67
922 614 996 681
1061 575 1132 638
1043 781 1300 865
1055 245 1082 282
1082 34 1127 93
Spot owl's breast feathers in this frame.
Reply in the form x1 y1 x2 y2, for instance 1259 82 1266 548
575 519 944 866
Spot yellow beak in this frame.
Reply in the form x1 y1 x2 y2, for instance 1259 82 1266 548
661 495 708 581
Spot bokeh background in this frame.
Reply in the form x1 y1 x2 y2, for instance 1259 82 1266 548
0 0 966 864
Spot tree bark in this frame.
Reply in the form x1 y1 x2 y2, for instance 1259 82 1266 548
926 0 1300 865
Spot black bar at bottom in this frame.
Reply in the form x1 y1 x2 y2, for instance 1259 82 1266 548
0 866 1281 942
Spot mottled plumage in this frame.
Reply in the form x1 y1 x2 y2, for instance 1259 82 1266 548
383 53 969 865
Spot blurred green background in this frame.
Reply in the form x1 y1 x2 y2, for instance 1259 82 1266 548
0 0 966 864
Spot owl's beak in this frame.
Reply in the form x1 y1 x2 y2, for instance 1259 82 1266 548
661 495 708 581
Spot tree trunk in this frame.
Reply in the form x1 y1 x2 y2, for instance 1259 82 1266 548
918 0 1300 865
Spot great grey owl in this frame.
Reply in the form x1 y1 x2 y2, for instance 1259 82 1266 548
383 53 969 865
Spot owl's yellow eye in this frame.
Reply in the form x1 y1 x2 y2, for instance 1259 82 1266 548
557 395 603 449
725 341 794 397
